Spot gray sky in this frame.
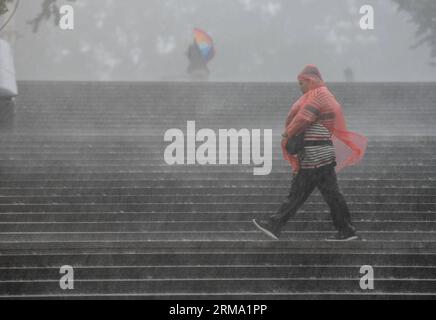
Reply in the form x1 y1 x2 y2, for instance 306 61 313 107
6 0 436 81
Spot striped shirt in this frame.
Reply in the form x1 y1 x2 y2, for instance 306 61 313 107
299 122 336 169
285 87 339 169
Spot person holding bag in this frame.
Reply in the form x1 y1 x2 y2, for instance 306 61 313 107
253 65 367 241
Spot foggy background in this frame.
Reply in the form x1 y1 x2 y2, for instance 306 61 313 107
6 0 436 82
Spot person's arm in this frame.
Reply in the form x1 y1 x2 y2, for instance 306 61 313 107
283 104 320 138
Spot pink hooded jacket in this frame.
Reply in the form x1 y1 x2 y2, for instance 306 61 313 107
282 65 368 173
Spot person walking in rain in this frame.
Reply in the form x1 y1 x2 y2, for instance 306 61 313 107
253 65 367 241
186 40 210 81
186 29 215 81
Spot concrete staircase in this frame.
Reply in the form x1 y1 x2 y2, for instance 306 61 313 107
0 81 435 299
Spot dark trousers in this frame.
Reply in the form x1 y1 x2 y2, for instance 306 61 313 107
268 163 355 235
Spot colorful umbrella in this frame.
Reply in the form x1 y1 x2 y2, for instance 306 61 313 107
193 28 215 62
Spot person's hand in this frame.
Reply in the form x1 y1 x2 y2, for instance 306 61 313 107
281 132 288 144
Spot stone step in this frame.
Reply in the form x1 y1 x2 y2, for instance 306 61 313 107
10 121 436 128
0 156 432 163
1 240 436 252
8 125 434 133
13 104 436 110
0 159 433 166
2 278 436 297
4 292 435 299
0 172 434 180
1 265 434 281
1 252 434 267
0 231 435 242
0 194 434 204
0 167 435 175
0 186 434 196
0 142 436 152
0 140 429 147
17 108 433 112
0 163 433 173
0 144 434 151
8 126 430 133
0 202 434 212
0 136 434 143
10 117 436 124
0 179 434 188
1 221 434 232
0 163 432 172
1 211 434 222
7 130 435 137
18 112 435 117
0 156 430 162
0 139 431 146
13 111 435 116
0 148 434 155
10 114 435 121
0 152 433 161
1 279 435 296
